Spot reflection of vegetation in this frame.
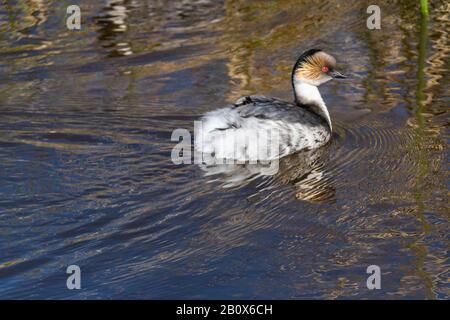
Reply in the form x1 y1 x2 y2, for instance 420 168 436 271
409 3 433 298
221 0 345 101
1 0 47 35
416 2 429 120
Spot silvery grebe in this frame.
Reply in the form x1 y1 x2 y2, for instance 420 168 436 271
196 49 347 161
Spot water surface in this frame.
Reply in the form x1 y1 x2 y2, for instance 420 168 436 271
0 0 448 299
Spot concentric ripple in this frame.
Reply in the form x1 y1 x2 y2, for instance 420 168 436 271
199 114 425 204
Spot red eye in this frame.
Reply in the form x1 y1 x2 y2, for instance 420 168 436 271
321 66 329 73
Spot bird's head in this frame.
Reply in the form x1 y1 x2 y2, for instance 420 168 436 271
292 49 347 86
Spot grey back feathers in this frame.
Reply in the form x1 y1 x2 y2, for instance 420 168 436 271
233 95 326 127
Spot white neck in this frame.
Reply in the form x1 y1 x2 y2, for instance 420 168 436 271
293 81 332 131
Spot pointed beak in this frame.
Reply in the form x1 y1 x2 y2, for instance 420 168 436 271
329 70 347 79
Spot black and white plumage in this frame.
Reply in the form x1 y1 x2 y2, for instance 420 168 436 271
195 49 347 161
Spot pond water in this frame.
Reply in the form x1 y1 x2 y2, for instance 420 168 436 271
0 0 448 299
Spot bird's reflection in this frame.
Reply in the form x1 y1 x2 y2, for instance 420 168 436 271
198 145 335 203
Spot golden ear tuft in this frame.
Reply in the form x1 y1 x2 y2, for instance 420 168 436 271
295 51 336 80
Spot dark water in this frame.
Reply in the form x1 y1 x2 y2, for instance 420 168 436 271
0 0 448 299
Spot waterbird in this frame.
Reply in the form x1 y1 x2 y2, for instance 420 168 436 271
195 49 347 161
